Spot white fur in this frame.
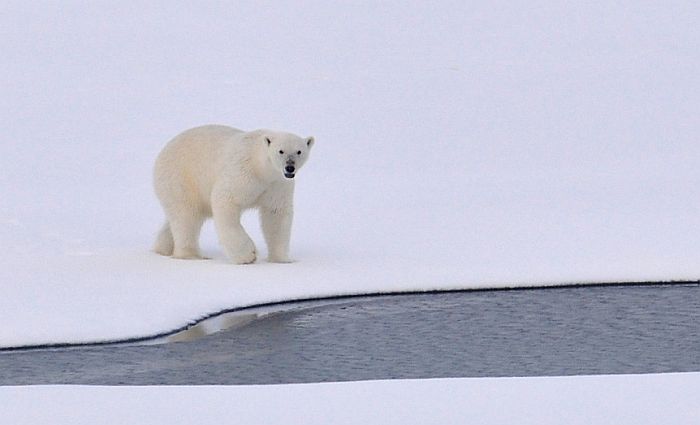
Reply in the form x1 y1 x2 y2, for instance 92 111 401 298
153 125 314 264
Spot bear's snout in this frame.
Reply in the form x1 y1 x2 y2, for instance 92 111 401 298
284 165 296 178
284 162 296 178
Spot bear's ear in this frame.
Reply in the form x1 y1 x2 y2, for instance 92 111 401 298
306 136 315 149
266 137 272 146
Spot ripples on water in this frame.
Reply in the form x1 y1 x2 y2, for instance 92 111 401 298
1 284 698 385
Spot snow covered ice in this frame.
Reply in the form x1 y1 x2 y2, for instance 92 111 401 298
3 373 700 425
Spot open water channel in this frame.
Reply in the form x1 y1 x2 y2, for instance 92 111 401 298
1 283 698 385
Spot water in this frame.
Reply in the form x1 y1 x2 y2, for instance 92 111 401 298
1 284 698 385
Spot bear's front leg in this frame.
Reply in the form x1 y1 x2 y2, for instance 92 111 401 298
260 206 293 263
212 198 256 264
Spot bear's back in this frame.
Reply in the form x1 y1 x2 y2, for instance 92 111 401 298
154 125 253 204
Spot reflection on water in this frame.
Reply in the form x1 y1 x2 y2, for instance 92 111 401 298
165 313 260 344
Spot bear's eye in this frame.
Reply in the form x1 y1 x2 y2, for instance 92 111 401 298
297 150 302 155
279 150 284 154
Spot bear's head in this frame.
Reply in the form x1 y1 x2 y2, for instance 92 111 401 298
265 132 315 179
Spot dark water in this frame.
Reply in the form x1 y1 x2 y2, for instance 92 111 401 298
1 284 699 385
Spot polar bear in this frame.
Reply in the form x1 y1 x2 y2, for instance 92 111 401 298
153 125 314 264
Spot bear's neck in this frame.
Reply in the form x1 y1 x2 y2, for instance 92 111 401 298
251 142 283 183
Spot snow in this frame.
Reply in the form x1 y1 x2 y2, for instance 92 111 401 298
2 373 699 425
2 1 699 347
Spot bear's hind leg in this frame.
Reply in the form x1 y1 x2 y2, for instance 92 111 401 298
154 221 174 256
169 212 206 260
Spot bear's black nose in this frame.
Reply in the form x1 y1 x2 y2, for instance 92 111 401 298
285 165 295 173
